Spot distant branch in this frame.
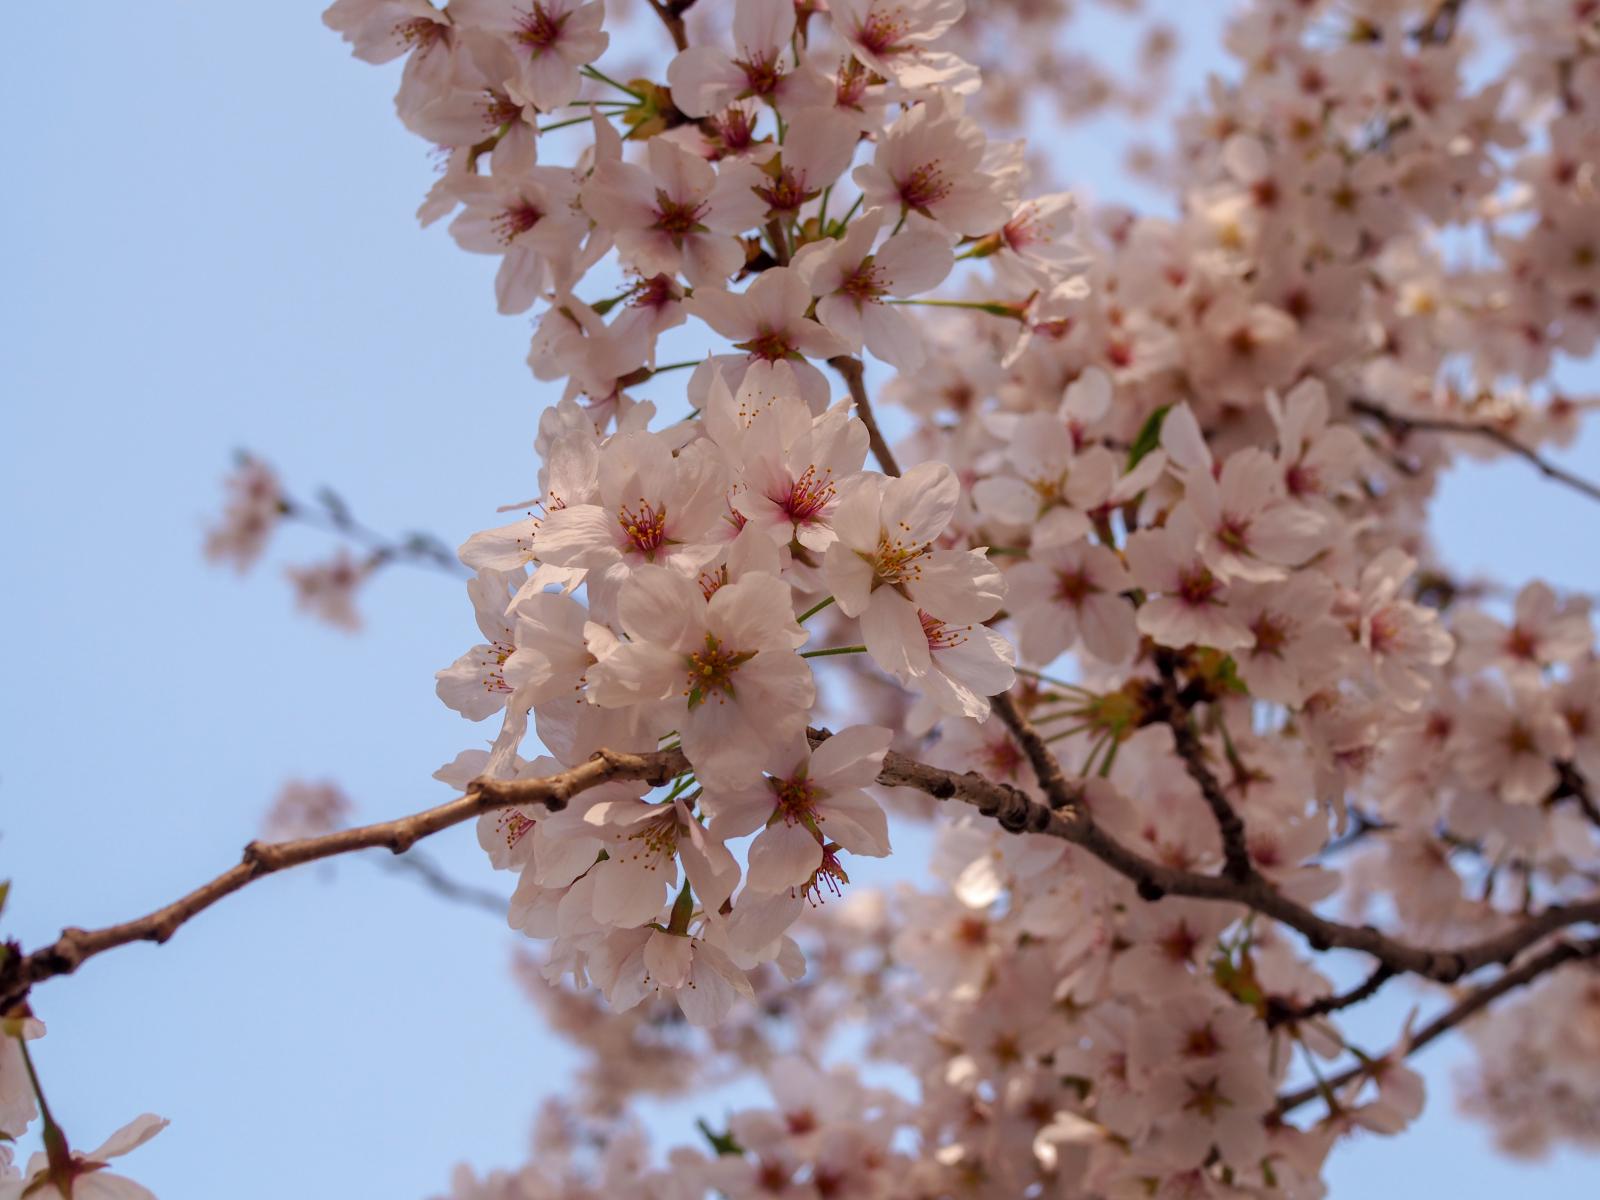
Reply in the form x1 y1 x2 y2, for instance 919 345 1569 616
1274 934 1600 1119
1351 397 1600 507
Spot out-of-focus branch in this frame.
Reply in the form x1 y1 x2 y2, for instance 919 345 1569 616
1273 934 1600 1119
1351 397 1600 507
1268 963 1397 1029
828 356 902 478
645 0 691 51
1413 0 1468 45
377 849 509 917
1146 652 1253 881
280 490 468 578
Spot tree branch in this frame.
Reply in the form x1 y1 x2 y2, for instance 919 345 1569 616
828 356 901 477
1273 934 1600 1119
9 731 1600 1022
0 747 687 1010
1268 963 1397 1029
1350 397 1600 507
1148 653 1253 881
376 849 509 917
645 0 690 51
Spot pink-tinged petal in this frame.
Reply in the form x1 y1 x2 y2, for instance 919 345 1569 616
818 787 891 856
684 287 755 340
880 461 960 543
705 158 769 232
680 233 747 289
816 293 867 354
972 476 1040 525
708 573 807 650
1160 403 1212 473
1078 594 1138 664
644 929 695 988
734 0 795 57
1248 504 1328 566
678 942 752 1024
823 539 877 618
521 51 583 113
618 565 703 647
705 788 777 839
666 46 746 117
531 503 615 567
809 723 892 787
859 302 927 371
911 548 1005 624
747 820 825 892
935 625 1017 697
460 516 540 570
592 859 672 927
876 230 955 294
726 890 805 957
1032 506 1091 550
588 641 685 706
86 1113 170 1162
861 589 931 682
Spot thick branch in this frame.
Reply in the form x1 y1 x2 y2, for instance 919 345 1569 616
0 747 686 1010
953 701 1600 985
828 356 901 477
1351 397 1600 507
1273 934 1600 1119
9 731 1600 1018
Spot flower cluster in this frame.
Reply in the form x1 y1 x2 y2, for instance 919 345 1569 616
147 0 1600 1194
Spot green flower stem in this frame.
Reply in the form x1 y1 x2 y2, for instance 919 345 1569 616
797 595 836 623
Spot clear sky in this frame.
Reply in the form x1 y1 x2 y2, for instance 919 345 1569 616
3 4 1598 1197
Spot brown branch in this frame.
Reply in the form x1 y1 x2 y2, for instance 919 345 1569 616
645 0 690 51
1273 934 1600 1119
9 725 1600 1023
0 747 687 1010
1413 0 1468 44
988 693 1082 813
828 356 901 477
1350 397 1600 507
1268 964 1397 1029
933 698 1600 985
1148 653 1253 881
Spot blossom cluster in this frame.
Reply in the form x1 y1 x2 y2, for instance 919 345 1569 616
147 0 1600 1195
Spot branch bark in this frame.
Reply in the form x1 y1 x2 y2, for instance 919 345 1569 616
828 356 901 478
8 731 1600 1025
1351 397 1600 507
0 747 687 1011
1273 934 1600 1119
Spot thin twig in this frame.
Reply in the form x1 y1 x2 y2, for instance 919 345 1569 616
1273 934 1600 1119
1350 397 1600 507
828 356 901 477
0 747 687 1010
377 849 509 917
1268 964 1397 1028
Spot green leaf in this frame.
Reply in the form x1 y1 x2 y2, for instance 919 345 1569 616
696 1118 744 1156
1126 404 1172 471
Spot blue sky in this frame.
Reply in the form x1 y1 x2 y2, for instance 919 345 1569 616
2 3 1598 1196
